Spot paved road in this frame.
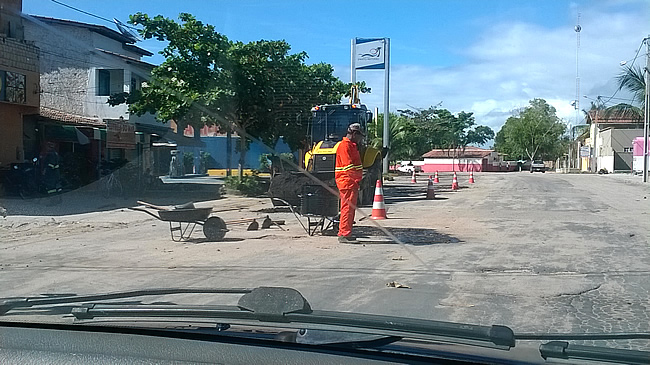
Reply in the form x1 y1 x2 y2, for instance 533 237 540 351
1 172 648 350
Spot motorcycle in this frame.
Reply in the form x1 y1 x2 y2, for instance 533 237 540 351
9 158 62 200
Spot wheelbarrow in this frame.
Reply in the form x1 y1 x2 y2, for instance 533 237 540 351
130 202 228 242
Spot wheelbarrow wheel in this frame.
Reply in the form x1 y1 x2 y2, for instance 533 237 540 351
203 216 227 241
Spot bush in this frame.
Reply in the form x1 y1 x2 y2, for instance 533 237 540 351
183 152 194 174
224 173 266 196
199 151 211 173
259 154 271 172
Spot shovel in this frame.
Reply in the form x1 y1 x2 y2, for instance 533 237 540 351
137 201 195 210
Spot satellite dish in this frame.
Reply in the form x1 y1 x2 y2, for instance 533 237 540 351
113 18 139 43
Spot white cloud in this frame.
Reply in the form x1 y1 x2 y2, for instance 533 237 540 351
335 1 648 133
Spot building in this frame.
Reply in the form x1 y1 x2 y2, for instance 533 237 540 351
584 110 643 173
0 0 39 168
420 146 504 172
21 14 168 183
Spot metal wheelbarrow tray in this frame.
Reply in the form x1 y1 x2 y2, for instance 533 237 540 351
131 206 228 242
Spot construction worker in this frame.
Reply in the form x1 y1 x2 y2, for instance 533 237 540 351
335 123 364 243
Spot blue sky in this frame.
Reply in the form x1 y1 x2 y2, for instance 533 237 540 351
24 0 650 131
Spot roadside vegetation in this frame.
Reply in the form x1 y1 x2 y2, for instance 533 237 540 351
494 98 568 161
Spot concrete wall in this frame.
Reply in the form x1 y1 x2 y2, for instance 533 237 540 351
0 35 40 167
179 136 293 171
598 155 614 172
422 158 485 172
598 128 643 171
23 18 155 122
24 22 91 115
0 0 24 39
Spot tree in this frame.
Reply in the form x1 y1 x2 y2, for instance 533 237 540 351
495 98 567 161
605 65 646 119
366 107 494 168
396 107 494 163
367 113 424 163
110 13 351 177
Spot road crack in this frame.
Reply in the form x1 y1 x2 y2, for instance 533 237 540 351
553 284 602 298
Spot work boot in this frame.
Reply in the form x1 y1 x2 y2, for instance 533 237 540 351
338 235 357 244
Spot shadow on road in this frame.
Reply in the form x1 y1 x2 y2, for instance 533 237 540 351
354 225 462 245
185 237 245 244
0 185 223 217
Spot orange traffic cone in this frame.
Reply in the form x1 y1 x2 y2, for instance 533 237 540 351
371 179 387 220
451 172 459 190
411 169 417 183
469 170 475 184
426 176 435 200
433 171 439 183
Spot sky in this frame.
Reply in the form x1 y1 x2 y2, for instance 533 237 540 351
23 0 650 134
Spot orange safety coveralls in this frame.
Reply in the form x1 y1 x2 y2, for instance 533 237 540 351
335 137 363 237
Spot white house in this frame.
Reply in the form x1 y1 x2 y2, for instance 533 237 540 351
23 16 157 124
21 15 169 183
584 110 643 173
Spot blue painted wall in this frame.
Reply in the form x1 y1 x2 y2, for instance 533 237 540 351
179 136 294 170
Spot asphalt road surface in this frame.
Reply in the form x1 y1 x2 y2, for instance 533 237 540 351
1 172 648 350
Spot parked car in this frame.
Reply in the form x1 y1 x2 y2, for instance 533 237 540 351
396 162 422 175
531 160 546 173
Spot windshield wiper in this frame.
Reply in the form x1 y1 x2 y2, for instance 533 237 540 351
5 285 650 364
1 286 515 349
539 341 649 365
0 288 253 315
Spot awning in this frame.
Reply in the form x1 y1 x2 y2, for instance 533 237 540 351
135 122 171 136
154 130 205 148
44 125 91 145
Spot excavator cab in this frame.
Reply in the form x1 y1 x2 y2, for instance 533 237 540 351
269 86 382 207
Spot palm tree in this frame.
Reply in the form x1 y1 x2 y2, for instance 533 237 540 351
605 65 646 119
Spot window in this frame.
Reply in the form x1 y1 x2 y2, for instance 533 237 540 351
4 71 26 104
97 69 111 96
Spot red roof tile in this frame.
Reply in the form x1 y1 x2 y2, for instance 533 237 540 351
39 107 105 127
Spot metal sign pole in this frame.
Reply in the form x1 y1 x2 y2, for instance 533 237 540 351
382 38 390 174
351 38 356 84
643 36 650 182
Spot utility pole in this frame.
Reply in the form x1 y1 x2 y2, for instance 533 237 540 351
573 13 581 170
382 38 390 175
643 36 650 182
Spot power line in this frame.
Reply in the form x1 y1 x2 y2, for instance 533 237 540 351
50 0 139 30
599 38 647 106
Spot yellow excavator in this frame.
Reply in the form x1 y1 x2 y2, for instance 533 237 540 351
269 86 383 208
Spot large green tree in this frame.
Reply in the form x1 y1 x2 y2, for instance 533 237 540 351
495 98 566 161
366 107 494 166
111 13 351 176
397 107 494 157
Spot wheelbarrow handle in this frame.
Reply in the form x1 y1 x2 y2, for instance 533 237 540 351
136 201 170 210
128 207 164 221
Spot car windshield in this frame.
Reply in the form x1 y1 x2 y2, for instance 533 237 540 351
1 0 650 361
